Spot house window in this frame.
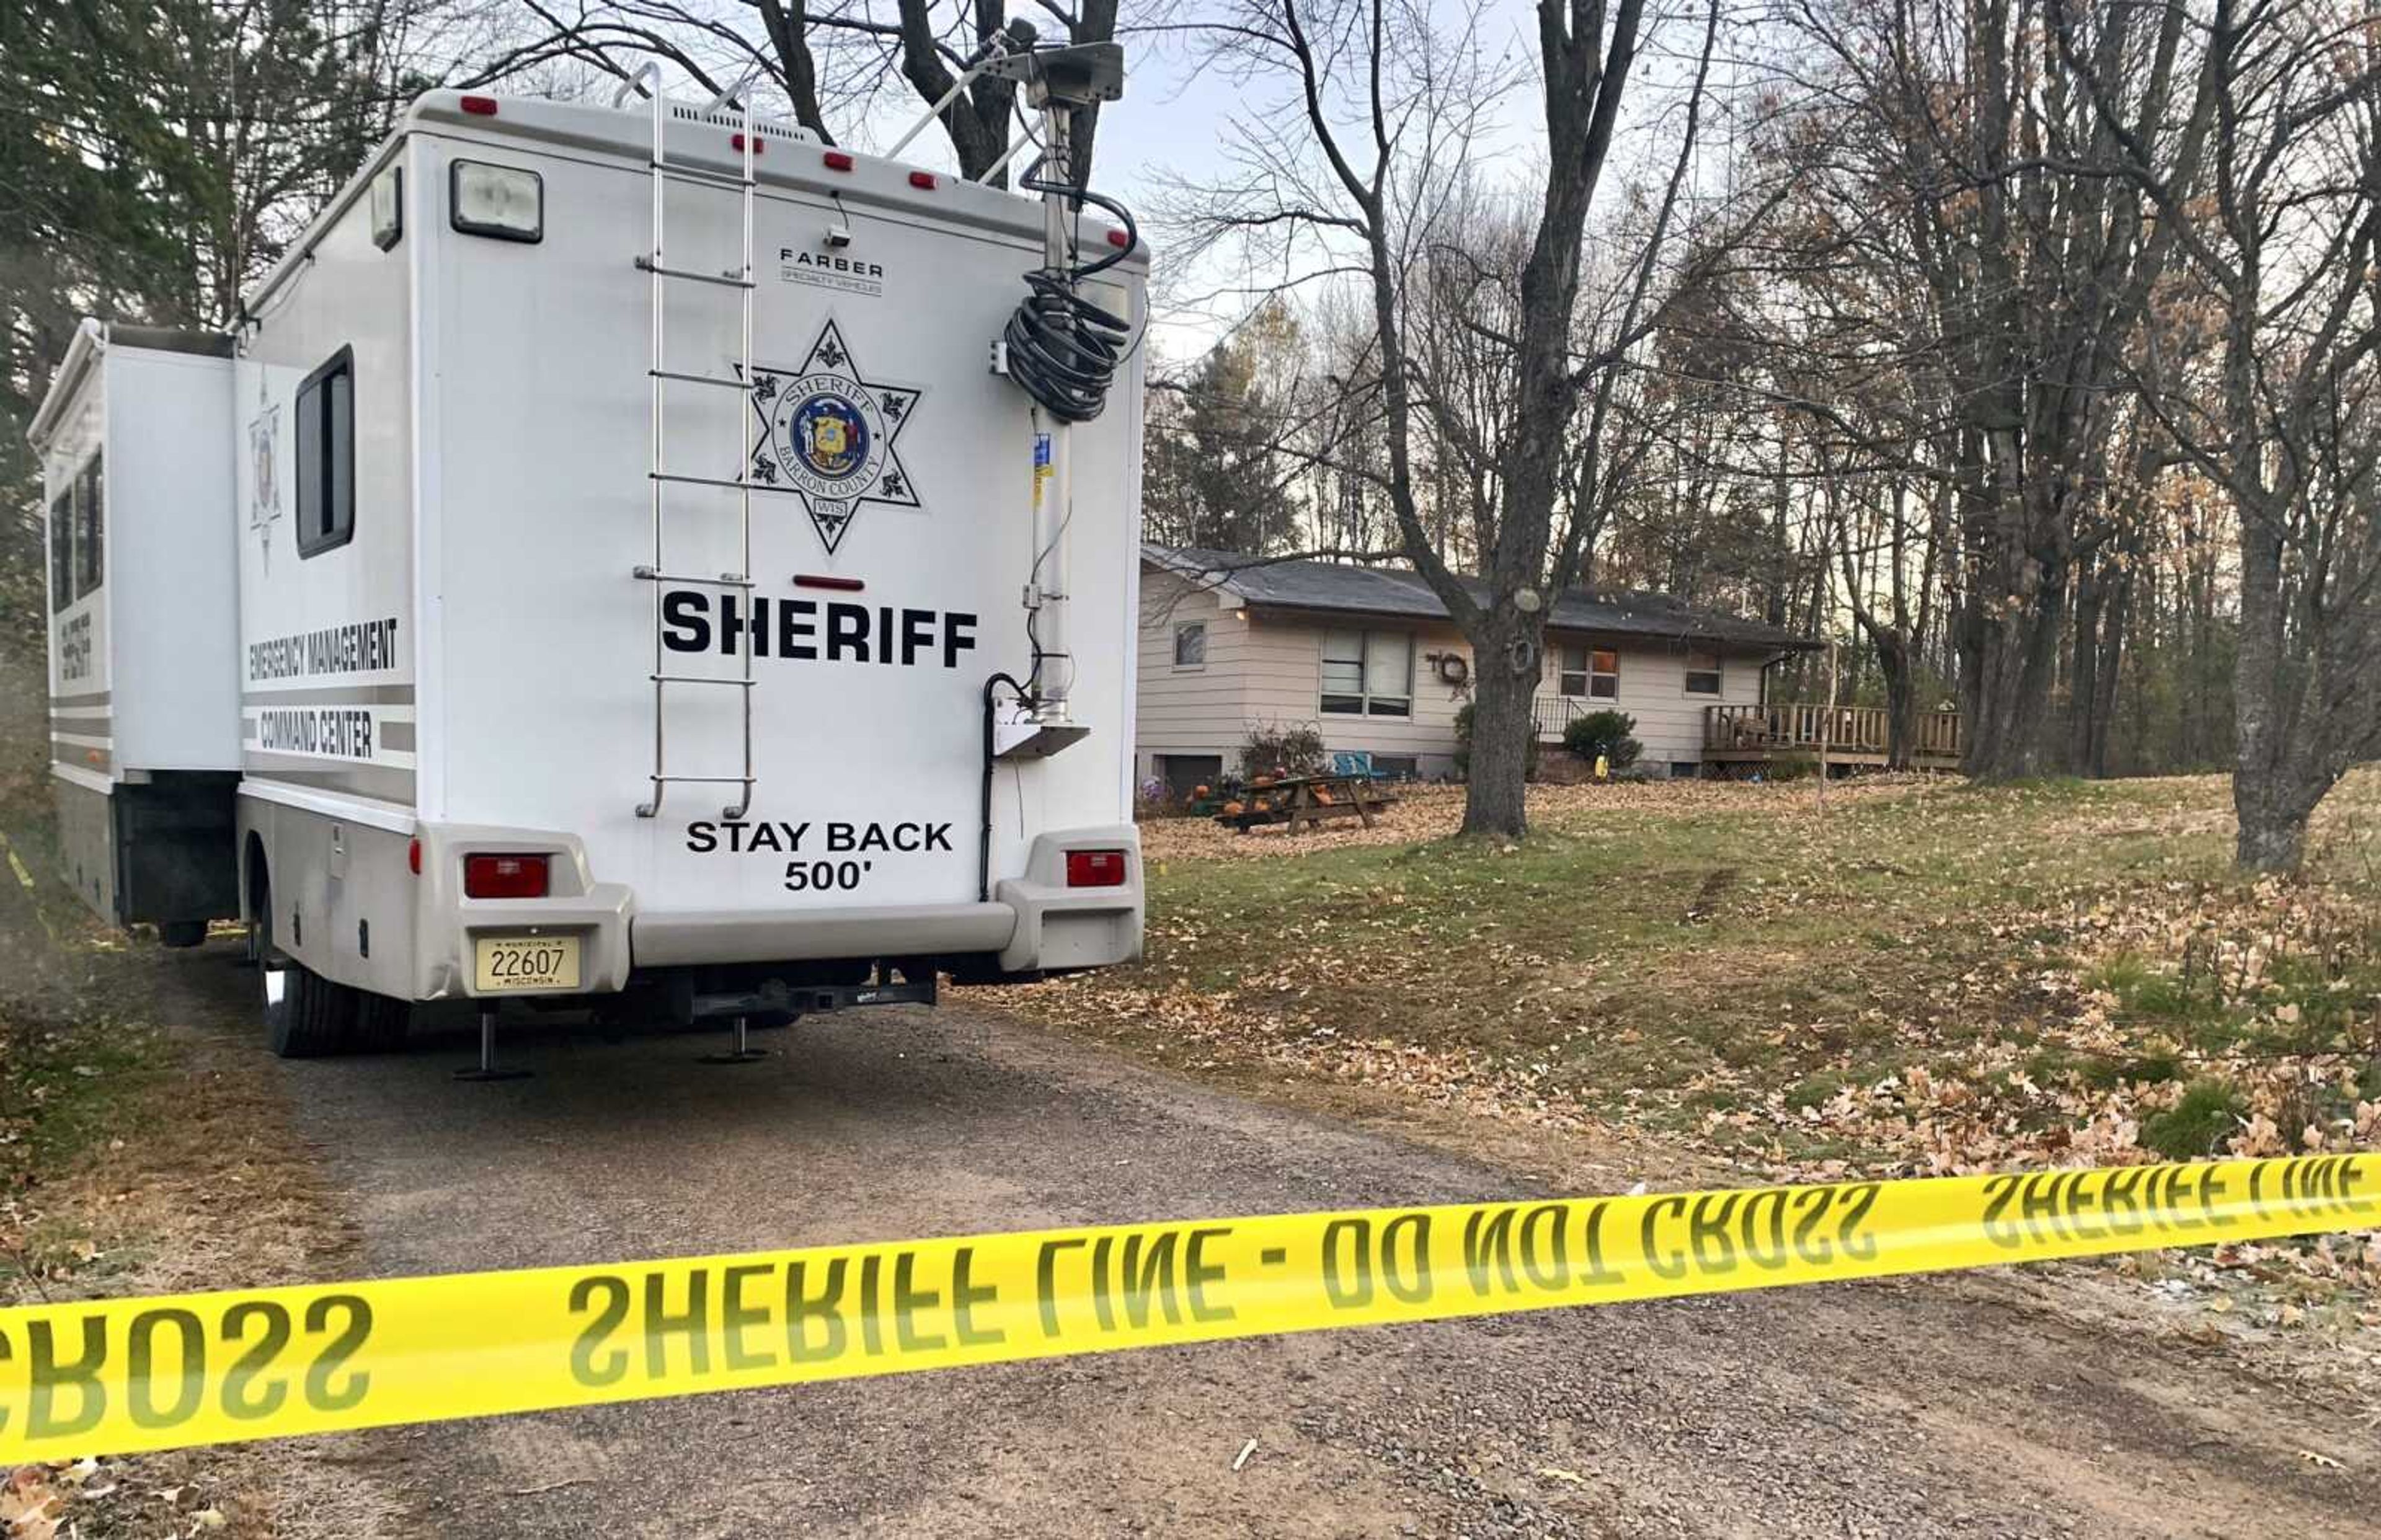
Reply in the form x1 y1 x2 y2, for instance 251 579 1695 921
1685 648 1722 696
1558 644 1620 700
1173 621 1207 668
74 461 104 596
296 347 356 558
1321 629 1412 717
1155 753 1222 800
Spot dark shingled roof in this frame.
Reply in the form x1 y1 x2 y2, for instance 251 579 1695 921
1143 545 1817 653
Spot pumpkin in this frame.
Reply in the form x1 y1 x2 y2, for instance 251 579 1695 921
1222 800 1246 816
1314 787 1335 805
1252 774 1275 787
1193 784 1212 799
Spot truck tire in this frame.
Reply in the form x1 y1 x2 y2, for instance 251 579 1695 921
355 993 412 1052
254 870 360 1058
264 957 361 1058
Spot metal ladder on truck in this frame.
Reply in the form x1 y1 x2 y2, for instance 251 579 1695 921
624 66 758 821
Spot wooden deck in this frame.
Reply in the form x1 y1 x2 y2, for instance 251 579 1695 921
1703 703 1964 771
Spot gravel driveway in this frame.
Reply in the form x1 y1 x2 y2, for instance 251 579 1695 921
223 991 2379 1538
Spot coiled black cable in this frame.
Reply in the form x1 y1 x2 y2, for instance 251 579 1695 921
1001 159 1138 423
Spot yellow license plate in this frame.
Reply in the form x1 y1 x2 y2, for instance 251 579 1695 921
473 934 582 993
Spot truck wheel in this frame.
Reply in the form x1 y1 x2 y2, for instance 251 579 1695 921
355 993 413 1052
264 957 361 1058
255 872 359 1058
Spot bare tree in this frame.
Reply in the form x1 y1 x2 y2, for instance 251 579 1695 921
2057 0 2381 869
471 0 1121 184
1161 0 1745 837
1781 0 2227 779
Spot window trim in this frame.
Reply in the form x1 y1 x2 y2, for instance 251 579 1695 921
295 346 357 559
1557 642 1620 701
1172 620 1207 671
1683 648 1723 697
1319 627 1414 718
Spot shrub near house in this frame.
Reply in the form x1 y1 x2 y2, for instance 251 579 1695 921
1563 710 1642 769
1243 722 1326 779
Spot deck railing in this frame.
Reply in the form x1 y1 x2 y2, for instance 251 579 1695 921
1704 702 1963 763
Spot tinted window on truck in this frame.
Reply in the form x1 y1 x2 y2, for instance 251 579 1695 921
48 486 73 611
296 347 355 557
73 459 103 596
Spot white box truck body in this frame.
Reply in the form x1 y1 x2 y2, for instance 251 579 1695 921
30 87 1147 1056
30 323 242 940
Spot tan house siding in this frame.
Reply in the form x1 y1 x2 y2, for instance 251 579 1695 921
1136 573 1250 780
1533 637 1767 768
1134 562 1785 781
1241 614 1473 771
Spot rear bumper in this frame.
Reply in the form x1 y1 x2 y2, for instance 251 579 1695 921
415 824 1142 998
632 902 1016 966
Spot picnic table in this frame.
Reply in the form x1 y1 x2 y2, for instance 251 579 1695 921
1212 772 1398 834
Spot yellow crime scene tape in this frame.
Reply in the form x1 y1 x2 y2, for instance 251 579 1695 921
0 1154 2371 1463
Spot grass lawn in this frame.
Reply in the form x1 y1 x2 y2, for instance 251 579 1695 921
975 771 2381 1181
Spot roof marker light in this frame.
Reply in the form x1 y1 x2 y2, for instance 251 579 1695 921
460 95 499 117
909 170 938 190
823 150 855 172
1106 228 1131 249
732 133 765 154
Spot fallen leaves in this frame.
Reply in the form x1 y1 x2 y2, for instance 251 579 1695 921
987 769 2381 1313
0 1459 233 1540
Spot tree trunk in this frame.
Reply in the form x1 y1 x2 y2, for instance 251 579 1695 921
1461 616 1538 839
2233 785 2313 872
2231 514 2308 872
1961 570 2065 779
2088 564 2129 777
2066 563 2103 774
1878 639 1915 770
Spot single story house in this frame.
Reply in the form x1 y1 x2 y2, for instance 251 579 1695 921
1136 545 1819 793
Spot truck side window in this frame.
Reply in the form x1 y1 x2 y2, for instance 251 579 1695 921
48 486 73 611
296 346 356 557
74 459 104 597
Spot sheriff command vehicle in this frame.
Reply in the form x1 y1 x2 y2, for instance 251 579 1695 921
30 49 1146 1071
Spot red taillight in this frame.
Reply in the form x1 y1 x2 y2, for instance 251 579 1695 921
465 854 550 899
460 94 499 117
823 150 854 172
1065 849 1127 888
909 170 937 189
731 133 765 154
1106 228 1131 249
408 838 422 875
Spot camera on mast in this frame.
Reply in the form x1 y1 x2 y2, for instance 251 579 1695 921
983 41 1125 108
